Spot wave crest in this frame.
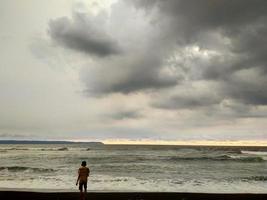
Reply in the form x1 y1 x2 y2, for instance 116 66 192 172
242 176 267 182
0 148 29 151
0 166 55 172
169 155 265 162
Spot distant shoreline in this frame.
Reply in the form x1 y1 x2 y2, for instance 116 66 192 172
0 140 104 145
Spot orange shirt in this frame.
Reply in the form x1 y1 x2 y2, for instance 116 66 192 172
78 166 90 182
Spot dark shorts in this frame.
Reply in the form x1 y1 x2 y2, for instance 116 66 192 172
79 181 87 191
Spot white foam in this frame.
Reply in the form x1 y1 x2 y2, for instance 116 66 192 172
1 175 267 193
241 150 267 155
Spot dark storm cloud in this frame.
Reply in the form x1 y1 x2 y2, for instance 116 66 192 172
48 14 121 57
131 0 267 111
81 53 179 95
202 23 267 80
222 69 267 106
48 4 180 95
230 24 267 72
201 25 267 107
104 71 177 94
132 0 267 30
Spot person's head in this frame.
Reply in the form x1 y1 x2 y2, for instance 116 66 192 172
81 161 86 167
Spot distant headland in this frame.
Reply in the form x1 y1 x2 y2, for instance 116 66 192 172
0 140 104 145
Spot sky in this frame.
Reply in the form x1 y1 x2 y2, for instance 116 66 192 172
0 0 267 143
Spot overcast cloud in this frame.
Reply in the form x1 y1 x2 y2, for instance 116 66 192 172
1 0 267 141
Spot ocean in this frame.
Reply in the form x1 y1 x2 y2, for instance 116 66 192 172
0 143 266 193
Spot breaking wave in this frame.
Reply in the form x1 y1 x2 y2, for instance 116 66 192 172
56 147 68 151
241 150 267 156
0 147 70 151
168 155 265 162
241 176 267 182
0 148 29 151
0 166 55 172
40 147 69 151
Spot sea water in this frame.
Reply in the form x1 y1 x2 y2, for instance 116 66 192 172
0 144 266 193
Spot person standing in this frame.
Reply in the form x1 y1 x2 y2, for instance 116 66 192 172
76 161 90 200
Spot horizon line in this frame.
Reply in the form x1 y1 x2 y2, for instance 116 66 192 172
0 139 266 146
101 139 267 146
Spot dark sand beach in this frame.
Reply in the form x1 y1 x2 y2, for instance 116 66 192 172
1 191 267 200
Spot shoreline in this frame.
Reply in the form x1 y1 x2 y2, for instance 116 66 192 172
1 190 267 200
1 188 267 194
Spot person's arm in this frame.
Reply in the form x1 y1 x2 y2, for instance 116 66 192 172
76 169 80 185
87 168 90 178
